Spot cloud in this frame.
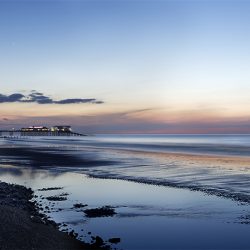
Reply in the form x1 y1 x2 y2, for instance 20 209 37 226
56 98 104 104
0 91 103 105
0 93 25 103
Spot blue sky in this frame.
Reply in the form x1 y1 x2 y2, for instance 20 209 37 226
1 0 250 133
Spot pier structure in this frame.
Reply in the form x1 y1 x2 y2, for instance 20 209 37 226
0 126 85 137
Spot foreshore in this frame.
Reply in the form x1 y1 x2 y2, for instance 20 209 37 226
0 138 250 249
0 181 107 250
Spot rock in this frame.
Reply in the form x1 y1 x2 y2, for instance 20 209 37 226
108 238 121 244
46 196 67 201
94 236 104 247
73 203 88 209
38 187 63 191
69 230 76 238
84 206 116 218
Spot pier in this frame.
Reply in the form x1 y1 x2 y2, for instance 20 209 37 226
0 126 85 137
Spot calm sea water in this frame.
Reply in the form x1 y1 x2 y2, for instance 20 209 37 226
16 133 250 156
0 134 250 249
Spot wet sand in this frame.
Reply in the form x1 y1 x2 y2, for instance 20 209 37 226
1 144 250 203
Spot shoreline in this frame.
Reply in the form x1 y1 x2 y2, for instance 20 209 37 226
87 173 250 205
0 181 109 250
0 142 250 205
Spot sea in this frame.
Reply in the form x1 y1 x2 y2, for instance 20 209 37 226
0 134 250 249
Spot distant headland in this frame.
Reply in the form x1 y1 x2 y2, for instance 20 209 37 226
0 125 85 137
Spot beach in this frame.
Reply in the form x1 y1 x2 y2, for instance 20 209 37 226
0 181 108 250
0 135 250 249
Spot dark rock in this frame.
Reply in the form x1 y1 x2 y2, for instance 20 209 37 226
73 203 88 209
38 187 63 191
84 206 116 218
46 196 67 201
108 238 121 244
94 236 104 247
69 230 75 238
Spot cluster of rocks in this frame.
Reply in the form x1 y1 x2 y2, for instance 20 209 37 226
45 192 69 201
84 206 117 218
0 182 121 250
0 181 46 224
36 186 121 249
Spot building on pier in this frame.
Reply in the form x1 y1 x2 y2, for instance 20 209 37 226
50 126 72 132
6 125 83 137
21 126 49 132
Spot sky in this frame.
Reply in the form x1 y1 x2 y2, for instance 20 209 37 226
1 0 250 134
